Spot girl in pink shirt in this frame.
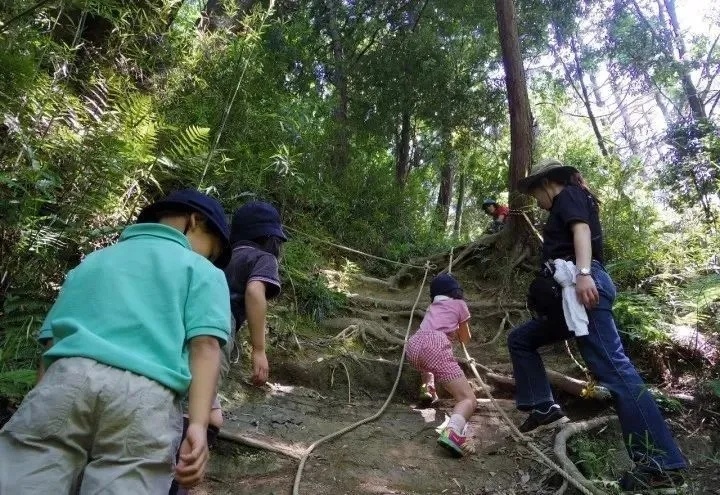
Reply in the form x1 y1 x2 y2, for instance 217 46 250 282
406 274 476 457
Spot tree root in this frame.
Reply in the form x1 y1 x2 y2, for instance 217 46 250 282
479 311 510 346
387 232 503 288
346 294 526 311
553 416 618 495
353 274 401 291
330 320 406 346
217 430 307 460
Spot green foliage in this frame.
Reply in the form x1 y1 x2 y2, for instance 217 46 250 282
659 119 720 222
707 380 720 400
281 239 346 320
613 292 668 345
568 432 622 480
0 370 37 400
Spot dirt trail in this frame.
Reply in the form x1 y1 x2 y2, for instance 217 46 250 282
196 269 719 495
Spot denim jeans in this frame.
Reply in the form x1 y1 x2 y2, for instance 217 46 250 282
507 262 687 470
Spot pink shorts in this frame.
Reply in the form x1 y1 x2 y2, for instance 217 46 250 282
406 330 464 383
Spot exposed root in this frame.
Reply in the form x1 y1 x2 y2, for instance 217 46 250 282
479 311 510 346
346 294 526 311
387 232 503 288
554 479 568 495
330 360 352 404
354 273 401 292
330 321 406 346
553 416 618 495
217 430 307 460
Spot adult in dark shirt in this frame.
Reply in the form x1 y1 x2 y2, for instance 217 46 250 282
507 159 686 492
224 201 286 386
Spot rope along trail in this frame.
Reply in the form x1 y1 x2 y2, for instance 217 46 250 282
285 226 429 269
446 251 604 495
287 232 603 494
292 263 431 495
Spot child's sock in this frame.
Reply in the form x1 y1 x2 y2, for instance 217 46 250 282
446 413 467 435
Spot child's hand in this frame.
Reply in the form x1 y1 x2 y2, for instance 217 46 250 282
175 422 210 488
251 348 269 386
457 322 471 344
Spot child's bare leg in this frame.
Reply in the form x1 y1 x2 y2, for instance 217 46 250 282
421 372 434 388
421 372 438 398
442 377 476 433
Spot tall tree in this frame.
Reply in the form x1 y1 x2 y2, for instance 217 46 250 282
494 0 532 240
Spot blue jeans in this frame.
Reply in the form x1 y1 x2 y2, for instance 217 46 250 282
507 262 686 470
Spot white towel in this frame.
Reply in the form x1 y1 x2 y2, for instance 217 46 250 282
552 259 589 337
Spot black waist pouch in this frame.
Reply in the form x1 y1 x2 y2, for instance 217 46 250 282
527 264 564 320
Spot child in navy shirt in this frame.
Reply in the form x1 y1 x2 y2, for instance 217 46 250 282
224 201 286 386
169 201 287 495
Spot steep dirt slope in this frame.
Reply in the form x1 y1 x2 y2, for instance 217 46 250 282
195 268 719 495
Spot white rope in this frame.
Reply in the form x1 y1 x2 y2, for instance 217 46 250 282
460 345 604 495
291 262 431 495
286 226 430 269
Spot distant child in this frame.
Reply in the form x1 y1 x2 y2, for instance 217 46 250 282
482 198 509 232
0 189 232 494
406 273 476 457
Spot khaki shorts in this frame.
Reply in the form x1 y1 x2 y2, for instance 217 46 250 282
0 357 183 494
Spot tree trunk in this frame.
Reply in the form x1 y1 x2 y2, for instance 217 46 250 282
494 0 532 241
436 134 455 229
570 36 609 157
609 77 640 156
324 0 350 174
654 90 672 122
589 72 606 108
453 172 466 236
395 110 412 186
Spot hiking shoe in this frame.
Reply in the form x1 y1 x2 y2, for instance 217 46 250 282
437 428 468 457
619 466 687 494
518 404 569 433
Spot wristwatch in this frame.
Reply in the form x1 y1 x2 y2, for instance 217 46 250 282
578 267 592 277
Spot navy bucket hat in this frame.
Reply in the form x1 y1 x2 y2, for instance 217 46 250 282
137 189 232 268
430 273 462 299
230 201 287 245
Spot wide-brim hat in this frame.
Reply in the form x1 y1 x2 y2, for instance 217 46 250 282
137 189 232 268
230 201 288 245
518 158 579 194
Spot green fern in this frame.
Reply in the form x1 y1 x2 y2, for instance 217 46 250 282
0 369 37 399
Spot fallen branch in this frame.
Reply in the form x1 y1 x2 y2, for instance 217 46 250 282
484 370 611 401
217 430 307 460
553 416 618 495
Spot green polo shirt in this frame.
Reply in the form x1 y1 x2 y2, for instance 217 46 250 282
39 223 231 395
